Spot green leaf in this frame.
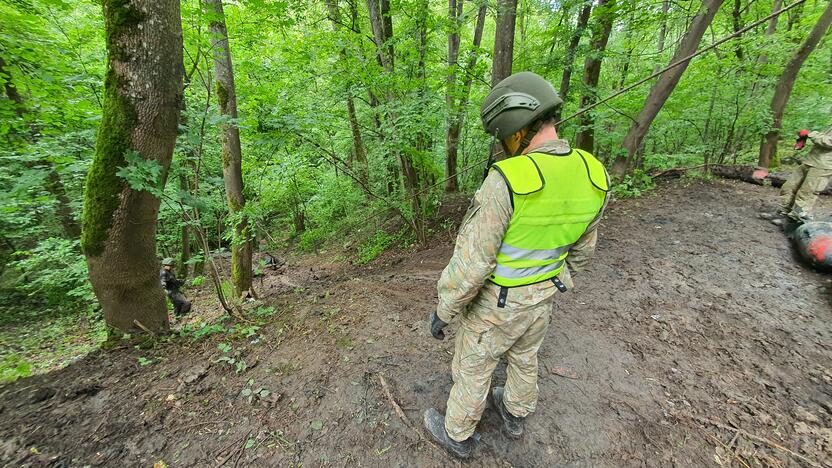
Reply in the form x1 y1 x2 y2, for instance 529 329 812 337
310 420 324 431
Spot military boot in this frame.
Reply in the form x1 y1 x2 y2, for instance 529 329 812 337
491 386 524 438
423 408 475 459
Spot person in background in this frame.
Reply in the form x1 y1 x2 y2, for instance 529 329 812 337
160 258 192 317
761 127 832 226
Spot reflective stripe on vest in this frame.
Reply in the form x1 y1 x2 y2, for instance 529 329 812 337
489 149 608 287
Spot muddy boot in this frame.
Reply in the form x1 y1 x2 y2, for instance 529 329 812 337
423 408 475 459
491 386 524 439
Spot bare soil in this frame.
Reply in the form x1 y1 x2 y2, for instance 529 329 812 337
1 179 830 467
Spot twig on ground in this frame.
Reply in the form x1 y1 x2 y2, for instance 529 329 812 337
133 320 156 336
214 430 251 466
377 374 452 461
693 416 821 467
703 430 751 468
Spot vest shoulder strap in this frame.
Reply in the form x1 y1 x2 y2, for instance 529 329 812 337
573 149 610 192
491 155 545 195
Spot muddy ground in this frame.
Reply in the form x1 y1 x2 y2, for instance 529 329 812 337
1 179 830 467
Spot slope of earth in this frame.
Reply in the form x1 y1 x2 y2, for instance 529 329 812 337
1 179 830 467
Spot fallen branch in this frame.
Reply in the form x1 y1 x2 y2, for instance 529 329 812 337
692 416 821 467
133 320 156 336
215 430 252 467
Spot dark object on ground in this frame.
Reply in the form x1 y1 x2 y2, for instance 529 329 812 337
422 408 475 459
491 386 523 438
789 221 832 272
169 291 191 316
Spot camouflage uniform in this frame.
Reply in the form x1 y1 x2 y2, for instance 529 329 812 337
160 268 191 316
779 127 832 221
436 140 607 442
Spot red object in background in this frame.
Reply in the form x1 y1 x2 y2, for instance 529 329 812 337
795 129 809 150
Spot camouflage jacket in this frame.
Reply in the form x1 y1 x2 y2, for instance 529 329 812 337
804 127 832 169
436 140 609 323
160 269 183 292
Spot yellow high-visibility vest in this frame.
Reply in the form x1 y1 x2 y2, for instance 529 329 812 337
489 149 608 287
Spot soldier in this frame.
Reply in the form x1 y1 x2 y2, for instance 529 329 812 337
761 127 832 225
160 258 192 317
423 72 610 459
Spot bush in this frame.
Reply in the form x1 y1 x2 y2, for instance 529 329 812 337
612 170 656 198
10 238 95 308
356 230 395 265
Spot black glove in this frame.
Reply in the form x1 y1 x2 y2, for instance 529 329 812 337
429 312 447 340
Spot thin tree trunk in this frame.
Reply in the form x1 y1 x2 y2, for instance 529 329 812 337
82 0 183 333
179 173 190 278
2 56 81 238
731 0 744 61
575 0 615 153
366 0 425 242
758 0 832 167
206 0 252 298
614 0 725 175
444 0 465 192
653 0 669 75
326 0 369 185
757 0 783 65
492 0 518 86
446 4 487 191
554 0 592 122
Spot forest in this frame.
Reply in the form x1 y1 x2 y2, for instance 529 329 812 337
1 0 831 465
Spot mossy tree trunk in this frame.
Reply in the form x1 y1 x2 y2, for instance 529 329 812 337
758 0 832 168
206 0 252 298
81 0 183 333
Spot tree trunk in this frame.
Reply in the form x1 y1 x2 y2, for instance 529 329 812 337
444 0 464 192
758 0 832 167
614 0 725 175
81 0 183 333
206 0 252 298
366 0 425 242
554 0 592 122
731 0 744 61
757 0 782 65
2 56 81 238
326 0 369 185
178 173 190 278
575 0 615 152
445 4 487 192
492 0 518 86
653 0 669 75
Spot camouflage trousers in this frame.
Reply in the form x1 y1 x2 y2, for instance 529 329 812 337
444 281 554 441
779 164 832 221
166 290 191 316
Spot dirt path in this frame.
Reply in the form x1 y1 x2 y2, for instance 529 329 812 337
1 179 830 467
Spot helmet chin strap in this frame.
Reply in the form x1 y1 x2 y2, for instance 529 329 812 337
514 119 544 156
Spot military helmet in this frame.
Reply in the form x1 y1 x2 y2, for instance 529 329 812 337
162 257 175 266
480 72 563 140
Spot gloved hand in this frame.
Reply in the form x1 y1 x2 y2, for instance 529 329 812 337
429 312 447 340
795 129 810 150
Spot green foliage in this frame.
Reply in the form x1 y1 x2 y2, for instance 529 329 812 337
0 354 33 383
356 231 396 265
10 238 94 307
612 170 656 198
